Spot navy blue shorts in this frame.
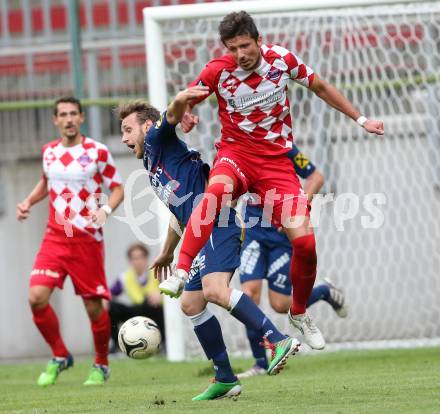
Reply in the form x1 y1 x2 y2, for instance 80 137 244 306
238 226 292 296
184 209 243 292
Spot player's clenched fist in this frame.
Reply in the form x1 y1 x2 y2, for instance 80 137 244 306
88 208 108 227
16 199 31 221
363 119 385 135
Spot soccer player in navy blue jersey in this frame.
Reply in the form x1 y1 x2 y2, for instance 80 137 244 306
237 144 348 378
117 86 299 401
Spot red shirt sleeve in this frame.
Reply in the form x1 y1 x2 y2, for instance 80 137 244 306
284 51 315 88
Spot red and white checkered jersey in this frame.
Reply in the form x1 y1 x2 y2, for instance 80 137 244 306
192 44 315 156
41 136 122 242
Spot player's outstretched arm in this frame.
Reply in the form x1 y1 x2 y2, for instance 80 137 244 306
309 74 384 135
16 177 48 221
150 214 185 280
166 86 209 127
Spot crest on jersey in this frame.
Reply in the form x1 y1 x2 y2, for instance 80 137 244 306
222 77 238 92
267 68 282 82
78 153 92 167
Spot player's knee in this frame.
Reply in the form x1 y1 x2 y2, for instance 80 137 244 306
181 300 204 317
28 286 50 309
242 286 260 304
202 286 229 307
270 299 290 314
83 298 103 320
180 293 206 316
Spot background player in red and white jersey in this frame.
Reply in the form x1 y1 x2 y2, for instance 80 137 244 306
162 11 384 350
16 96 124 386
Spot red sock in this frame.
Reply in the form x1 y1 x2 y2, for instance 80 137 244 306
32 304 69 358
177 181 234 273
91 309 111 366
290 234 317 315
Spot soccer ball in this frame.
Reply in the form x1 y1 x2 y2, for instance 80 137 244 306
118 316 162 359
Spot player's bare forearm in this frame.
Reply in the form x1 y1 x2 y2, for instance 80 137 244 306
166 98 188 125
162 214 184 257
107 184 124 211
304 170 325 202
27 177 49 206
150 214 184 279
310 75 360 121
310 75 384 135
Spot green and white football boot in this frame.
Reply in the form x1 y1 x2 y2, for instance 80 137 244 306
192 379 241 401
265 336 301 376
37 354 74 386
83 364 110 386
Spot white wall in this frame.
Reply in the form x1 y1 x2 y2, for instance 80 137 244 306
0 153 163 360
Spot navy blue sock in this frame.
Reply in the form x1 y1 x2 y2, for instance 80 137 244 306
191 309 236 383
307 284 331 307
246 327 268 369
229 289 285 343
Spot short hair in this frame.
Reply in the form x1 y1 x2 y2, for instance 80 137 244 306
127 243 150 259
117 100 160 125
53 96 82 116
218 11 259 44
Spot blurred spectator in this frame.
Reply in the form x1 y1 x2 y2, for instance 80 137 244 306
109 244 164 352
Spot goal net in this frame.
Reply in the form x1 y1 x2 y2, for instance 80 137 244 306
144 0 440 359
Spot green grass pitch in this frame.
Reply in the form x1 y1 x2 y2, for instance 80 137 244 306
1 347 439 413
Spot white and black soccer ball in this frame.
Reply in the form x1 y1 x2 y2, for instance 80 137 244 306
118 316 162 359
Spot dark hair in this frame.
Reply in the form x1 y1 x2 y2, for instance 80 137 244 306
218 11 259 44
127 243 150 259
53 96 82 116
117 100 161 124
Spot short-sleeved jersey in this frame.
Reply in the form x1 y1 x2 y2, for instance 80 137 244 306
42 136 122 242
192 44 315 156
243 144 316 246
143 112 210 226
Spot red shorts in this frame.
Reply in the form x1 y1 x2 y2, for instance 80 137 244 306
211 145 309 227
30 237 110 300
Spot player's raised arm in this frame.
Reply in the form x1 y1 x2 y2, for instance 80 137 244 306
16 176 48 221
166 86 210 126
309 74 384 135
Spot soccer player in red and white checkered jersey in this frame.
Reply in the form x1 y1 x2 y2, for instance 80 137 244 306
16 97 124 386
164 11 384 349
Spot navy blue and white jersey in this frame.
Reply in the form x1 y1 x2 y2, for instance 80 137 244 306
143 112 242 285
243 143 317 247
143 112 210 226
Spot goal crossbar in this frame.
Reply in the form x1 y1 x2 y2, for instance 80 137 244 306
143 0 433 114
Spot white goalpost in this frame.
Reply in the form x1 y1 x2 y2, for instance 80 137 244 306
143 0 440 361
